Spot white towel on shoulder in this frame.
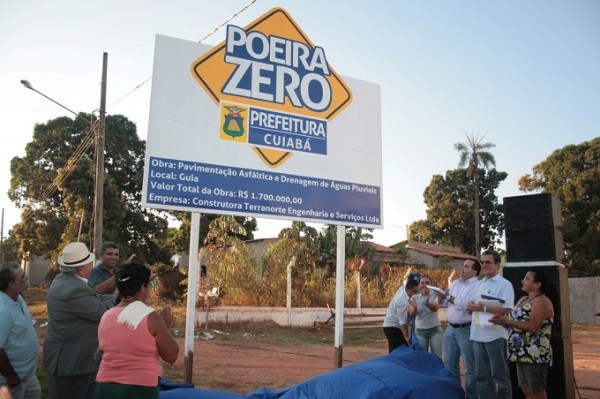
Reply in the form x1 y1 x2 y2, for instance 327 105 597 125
117 301 155 329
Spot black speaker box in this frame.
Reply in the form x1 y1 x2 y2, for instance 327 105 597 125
509 337 575 399
502 265 570 340
505 227 564 262
505 193 562 230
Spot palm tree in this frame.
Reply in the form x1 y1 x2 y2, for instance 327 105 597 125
454 133 496 259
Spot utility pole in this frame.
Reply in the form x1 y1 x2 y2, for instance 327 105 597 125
21 53 107 257
1 208 4 262
94 52 107 257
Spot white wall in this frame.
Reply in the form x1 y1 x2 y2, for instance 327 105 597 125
569 276 600 325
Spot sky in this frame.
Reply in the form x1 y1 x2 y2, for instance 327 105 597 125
1 0 599 248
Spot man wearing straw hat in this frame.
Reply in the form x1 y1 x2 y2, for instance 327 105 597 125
43 242 116 399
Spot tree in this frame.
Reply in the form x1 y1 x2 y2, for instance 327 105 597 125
167 211 256 253
8 114 170 263
202 215 266 304
275 221 319 273
454 133 497 258
203 215 247 251
314 225 374 273
0 231 19 262
409 168 507 254
518 138 600 275
278 221 318 241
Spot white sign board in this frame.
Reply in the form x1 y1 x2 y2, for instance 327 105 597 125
142 8 382 228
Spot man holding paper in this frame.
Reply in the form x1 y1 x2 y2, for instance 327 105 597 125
467 249 514 399
435 259 480 398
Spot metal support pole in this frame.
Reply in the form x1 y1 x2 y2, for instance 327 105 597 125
184 212 201 383
334 224 345 368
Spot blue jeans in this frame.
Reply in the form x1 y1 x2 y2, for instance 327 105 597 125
473 338 511 399
444 324 476 398
7 375 41 399
415 326 443 358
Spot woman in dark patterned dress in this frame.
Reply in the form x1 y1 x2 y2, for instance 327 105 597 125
490 269 554 399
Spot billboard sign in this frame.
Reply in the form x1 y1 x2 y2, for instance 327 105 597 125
143 8 382 228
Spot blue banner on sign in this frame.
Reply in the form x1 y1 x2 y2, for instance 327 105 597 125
146 156 381 227
248 107 327 155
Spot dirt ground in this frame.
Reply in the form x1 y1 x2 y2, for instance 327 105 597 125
25 288 600 398
161 323 600 398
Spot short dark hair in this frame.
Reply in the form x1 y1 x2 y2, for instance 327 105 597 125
116 263 151 297
405 278 419 290
408 272 421 282
100 242 119 255
481 249 501 264
471 260 481 275
0 262 20 291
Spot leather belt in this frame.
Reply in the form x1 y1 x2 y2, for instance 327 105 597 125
449 322 471 328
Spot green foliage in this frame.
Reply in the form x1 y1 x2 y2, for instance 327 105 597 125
409 168 507 254
204 215 247 249
313 225 375 273
1 231 20 262
278 221 318 240
168 212 256 253
519 137 600 274
8 114 171 263
454 134 496 177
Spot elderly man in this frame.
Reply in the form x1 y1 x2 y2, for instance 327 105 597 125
44 242 116 399
89 242 135 294
467 249 515 399
0 263 40 399
435 259 480 398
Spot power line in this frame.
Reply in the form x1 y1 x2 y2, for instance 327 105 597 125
107 0 259 111
20 119 99 223
18 1 260 225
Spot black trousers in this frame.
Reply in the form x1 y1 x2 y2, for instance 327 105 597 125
48 373 96 399
383 326 408 353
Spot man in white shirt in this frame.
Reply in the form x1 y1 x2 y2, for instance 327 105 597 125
436 259 480 398
383 279 420 352
467 249 515 399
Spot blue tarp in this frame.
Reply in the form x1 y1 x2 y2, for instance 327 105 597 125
159 345 464 399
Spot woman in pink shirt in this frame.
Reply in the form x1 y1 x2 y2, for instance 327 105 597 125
96 263 179 399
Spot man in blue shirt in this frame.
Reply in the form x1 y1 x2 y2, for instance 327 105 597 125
0 263 41 399
88 242 135 294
